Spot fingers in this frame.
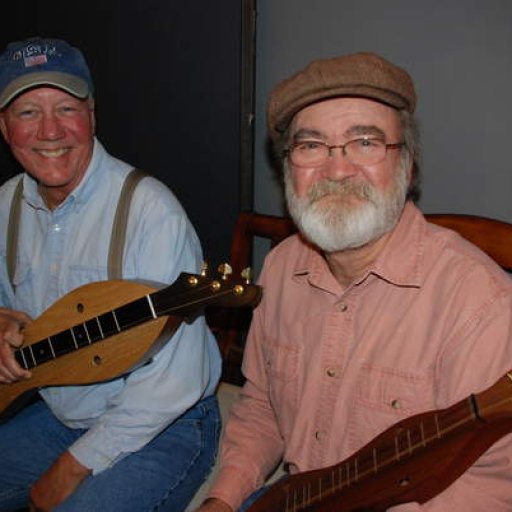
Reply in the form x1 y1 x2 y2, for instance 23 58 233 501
0 342 31 383
0 309 32 383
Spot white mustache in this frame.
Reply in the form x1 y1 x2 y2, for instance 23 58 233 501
307 179 374 204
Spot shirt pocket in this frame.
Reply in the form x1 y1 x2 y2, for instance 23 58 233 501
11 257 37 315
12 258 32 290
265 339 302 436
346 364 435 453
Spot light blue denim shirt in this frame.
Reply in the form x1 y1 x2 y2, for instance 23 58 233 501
0 139 221 473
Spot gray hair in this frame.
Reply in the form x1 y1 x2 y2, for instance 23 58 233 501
398 109 422 202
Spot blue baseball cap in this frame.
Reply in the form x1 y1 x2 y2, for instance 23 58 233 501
0 37 94 109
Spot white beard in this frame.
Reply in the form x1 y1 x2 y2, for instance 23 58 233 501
285 165 409 253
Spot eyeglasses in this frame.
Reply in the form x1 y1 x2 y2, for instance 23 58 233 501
283 138 405 168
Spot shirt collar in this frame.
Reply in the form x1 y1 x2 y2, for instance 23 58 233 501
291 236 342 294
370 201 426 287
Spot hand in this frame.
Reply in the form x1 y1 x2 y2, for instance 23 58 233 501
29 451 92 511
0 308 32 383
195 497 234 512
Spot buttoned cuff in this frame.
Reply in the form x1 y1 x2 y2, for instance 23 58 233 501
68 422 149 475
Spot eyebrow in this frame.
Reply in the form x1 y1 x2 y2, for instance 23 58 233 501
291 128 325 142
290 125 387 143
344 125 386 139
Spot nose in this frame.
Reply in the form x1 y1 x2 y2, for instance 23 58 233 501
320 146 357 181
37 112 65 140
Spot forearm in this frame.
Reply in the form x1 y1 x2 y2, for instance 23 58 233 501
206 382 284 510
30 450 92 511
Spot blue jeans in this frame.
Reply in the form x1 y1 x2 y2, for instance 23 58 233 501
0 395 220 512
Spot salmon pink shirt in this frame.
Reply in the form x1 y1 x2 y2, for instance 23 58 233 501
209 202 512 511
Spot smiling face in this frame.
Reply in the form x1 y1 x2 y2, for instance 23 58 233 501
0 87 95 208
284 97 412 252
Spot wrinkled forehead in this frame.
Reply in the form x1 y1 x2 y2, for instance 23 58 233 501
289 97 402 141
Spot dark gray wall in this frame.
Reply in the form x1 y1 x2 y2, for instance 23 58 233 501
254 1 512 225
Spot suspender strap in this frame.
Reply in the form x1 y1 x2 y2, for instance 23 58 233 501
6 169 146 287
107 169 147 280
6 177 24 290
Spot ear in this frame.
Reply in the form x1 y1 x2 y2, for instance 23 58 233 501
90 110 96 135
87 97 96 135
0 113 9 143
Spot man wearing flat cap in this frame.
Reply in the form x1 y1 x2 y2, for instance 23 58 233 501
0 37 222 511
197 53 512 511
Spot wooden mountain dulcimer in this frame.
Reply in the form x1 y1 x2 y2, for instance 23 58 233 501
249 372 512 511
0 271 261 422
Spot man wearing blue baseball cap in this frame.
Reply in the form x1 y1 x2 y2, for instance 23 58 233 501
0 37 222 511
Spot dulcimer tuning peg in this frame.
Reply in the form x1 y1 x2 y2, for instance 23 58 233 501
217 263 233 280
241 267 253 284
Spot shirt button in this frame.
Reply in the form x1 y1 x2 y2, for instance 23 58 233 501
315 430 326 441
326 367 338 378
337 303 348 312
391 399 401 409
53 223 61 232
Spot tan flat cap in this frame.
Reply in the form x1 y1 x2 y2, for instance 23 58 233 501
267 52 416 142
